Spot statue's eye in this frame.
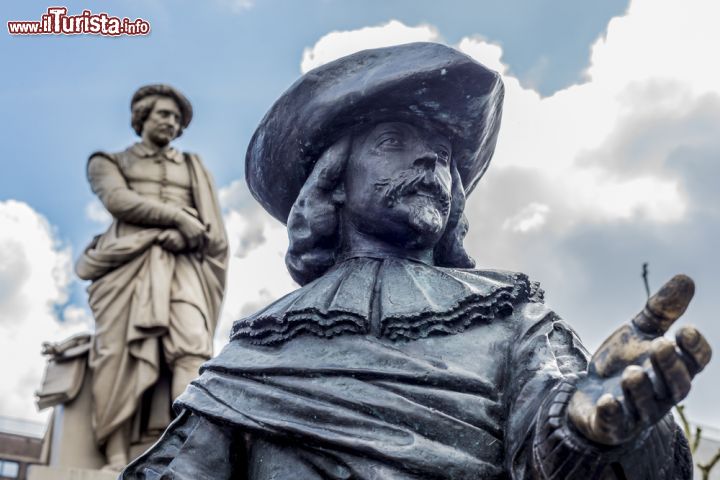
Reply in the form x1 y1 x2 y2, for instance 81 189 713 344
378 134 402 148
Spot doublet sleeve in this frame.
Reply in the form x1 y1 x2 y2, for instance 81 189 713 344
88 154 184 227
505 302 693 479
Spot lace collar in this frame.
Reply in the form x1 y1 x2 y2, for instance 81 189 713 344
231 257 542 345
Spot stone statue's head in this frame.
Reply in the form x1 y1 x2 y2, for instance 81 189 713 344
245 43 505 285
130 84 193 144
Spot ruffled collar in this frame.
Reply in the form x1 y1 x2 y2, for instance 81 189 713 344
231 257 543 345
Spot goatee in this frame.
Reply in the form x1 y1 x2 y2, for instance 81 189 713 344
408 198 445 235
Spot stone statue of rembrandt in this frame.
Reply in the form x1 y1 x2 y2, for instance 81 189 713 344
123 44 711 479
75 85 228 470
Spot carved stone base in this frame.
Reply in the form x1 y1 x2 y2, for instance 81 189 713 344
46 372 105 469
44 364 168 470
27 465 118 480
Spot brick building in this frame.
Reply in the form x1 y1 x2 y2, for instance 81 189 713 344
0 418 46 480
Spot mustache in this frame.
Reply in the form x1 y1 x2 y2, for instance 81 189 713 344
374 170 451 214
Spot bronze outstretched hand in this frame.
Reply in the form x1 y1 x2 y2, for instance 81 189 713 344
568 274 712 445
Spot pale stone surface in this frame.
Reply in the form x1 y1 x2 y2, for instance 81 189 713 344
47 371 105 470
28 466 118 480
42 361 166 469
36 84 229 469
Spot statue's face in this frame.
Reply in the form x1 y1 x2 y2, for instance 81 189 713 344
141 97 181 147
343 121 453 249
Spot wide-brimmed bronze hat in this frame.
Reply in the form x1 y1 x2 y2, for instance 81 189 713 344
246 42 505 224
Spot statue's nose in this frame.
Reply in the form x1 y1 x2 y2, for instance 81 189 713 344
414 152 438 171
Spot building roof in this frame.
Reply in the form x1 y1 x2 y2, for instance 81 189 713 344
0 416 46 439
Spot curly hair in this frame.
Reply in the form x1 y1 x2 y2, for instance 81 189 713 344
285 134 475 286
130 95 186 138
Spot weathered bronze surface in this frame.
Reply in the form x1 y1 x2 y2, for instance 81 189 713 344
568 274 711 446
122 43 710 479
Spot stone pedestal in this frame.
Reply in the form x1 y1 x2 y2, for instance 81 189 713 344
27 465 118 480
47 372 105 469
44 364 166 470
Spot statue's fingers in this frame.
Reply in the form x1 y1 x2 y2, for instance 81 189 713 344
591 393 624 443
173 236 186 251
650 338 692 403
597 393 623 422
158 234 174 248
185 234 200 250
621 365 656 423
676 326 712 375
633 274 695 336
200 231 211 252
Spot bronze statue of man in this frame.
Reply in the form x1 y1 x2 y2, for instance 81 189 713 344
76 85 228 470
123 44 711 479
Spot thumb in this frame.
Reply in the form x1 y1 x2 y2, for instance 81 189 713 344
633 274 695 336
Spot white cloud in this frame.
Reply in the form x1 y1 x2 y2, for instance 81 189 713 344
61 304 93 327
456 37 507 76
84 199 111 226
452 0 720 237
213 182 297 353
503 203 550 233
457 45 688 228
585 0 720 96
458 0 720 427
218 178 257 214
0 201 91 423
300 20 439 74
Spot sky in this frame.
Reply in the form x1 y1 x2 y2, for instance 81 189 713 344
2 0 719 433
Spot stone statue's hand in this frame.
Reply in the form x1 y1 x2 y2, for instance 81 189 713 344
567 275 712 445
157 229 187 253
176 212 209 251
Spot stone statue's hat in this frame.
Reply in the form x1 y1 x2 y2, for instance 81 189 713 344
246 42 505 224
131 84 193 129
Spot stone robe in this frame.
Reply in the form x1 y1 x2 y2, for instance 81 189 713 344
76 143 228 445
122 257 691 479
